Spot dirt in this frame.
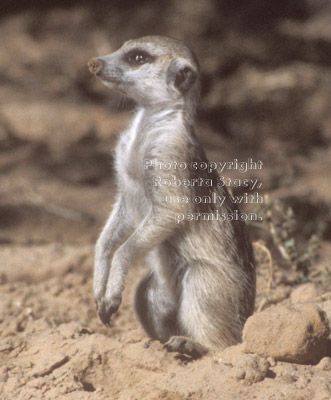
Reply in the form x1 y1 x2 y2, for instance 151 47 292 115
1 1 331 399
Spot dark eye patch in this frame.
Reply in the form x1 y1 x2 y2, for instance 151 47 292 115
124 49 155 66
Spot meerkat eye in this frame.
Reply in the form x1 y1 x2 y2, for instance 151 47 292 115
124 49 154 66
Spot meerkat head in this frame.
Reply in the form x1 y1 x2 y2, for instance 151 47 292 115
88 35 200 112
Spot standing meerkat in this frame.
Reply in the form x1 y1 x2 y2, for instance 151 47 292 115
88 35 256 357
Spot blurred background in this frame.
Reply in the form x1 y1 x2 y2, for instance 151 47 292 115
0 0 331 284
1 3 331 398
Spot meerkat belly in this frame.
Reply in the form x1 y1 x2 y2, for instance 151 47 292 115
121 176 150 222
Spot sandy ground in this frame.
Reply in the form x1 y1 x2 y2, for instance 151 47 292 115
1 1 331 399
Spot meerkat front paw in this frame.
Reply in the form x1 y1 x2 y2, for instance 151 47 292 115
97 296 122 327
163 336 208 359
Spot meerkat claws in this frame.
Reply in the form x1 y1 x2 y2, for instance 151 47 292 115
98 298 121 327
164 336 209 359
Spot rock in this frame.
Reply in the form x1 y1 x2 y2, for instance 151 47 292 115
312 385 331 400
219 344 270 384
267 357 276 367
315 357 331 371
290 283 318 304
320 299 331 324
243 304 330 364
320 300 331 356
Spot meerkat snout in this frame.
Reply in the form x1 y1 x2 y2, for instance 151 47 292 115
88 57 104 76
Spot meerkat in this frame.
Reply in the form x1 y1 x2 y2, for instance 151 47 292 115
88 35 256 357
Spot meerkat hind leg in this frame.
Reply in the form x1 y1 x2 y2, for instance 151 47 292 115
135 274 208 358
136 254 209 358
135 271 179 343
164 336 208 359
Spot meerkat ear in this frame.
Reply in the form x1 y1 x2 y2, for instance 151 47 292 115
167 62 197 93
175 66 197 93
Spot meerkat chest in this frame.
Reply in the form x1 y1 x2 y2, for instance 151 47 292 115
114 109 144 183
114 107 185 197
114 110 150 219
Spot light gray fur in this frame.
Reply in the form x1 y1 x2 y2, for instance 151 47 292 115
89 35 256 353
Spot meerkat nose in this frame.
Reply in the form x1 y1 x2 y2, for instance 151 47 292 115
88 57 104 75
